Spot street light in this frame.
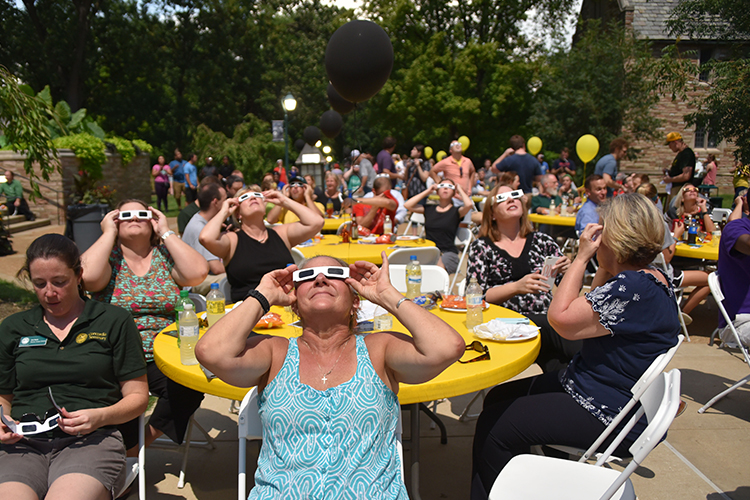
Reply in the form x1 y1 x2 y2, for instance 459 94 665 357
322 145 331 154
282 93 297 171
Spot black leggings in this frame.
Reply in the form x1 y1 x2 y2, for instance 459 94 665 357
470 371 632 500
154 182 169 212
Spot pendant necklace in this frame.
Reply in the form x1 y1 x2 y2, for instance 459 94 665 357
301 337 351 386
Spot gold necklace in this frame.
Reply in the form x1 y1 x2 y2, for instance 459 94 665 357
300 337 351 386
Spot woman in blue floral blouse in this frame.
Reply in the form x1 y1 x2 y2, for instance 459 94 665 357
470 193 681 500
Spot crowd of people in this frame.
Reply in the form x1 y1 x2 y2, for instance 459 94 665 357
0 130 748 499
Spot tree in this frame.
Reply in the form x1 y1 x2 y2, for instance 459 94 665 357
527 20 663 178
665 0 750 163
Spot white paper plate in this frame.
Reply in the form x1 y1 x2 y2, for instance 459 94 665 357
439 303 489 312
396 235 419 241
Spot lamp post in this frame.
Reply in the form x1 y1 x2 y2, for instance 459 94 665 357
282 93 297 171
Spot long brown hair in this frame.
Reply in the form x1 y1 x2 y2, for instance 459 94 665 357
479 185 533 240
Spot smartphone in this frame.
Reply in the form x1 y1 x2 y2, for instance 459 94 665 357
541 256 559 288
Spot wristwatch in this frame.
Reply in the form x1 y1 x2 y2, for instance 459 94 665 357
161 230 175 241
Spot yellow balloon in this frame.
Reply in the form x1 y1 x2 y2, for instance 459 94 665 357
527 136 543 156
458 135 470 152
424 146 433 159
436 150 447 161
576 134 600 164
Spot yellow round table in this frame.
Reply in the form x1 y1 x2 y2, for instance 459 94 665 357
674 239 719 260
528 213 577 227
295 236 436 265
321 215 351 233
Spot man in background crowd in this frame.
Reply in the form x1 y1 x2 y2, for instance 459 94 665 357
182 183 227 294
492 135 542 194
0 170 35 221
594 137 628 198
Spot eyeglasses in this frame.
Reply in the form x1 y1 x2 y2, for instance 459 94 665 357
458 341 490 364
238 192 264 203
495 190 524 204
292 266 350 284
436 183 456 190
0 387 63 435
683 187 698 193
118 210 152 221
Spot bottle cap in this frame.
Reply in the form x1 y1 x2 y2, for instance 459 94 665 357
184 303 193 310
210 283 219 289
410 255 417 260
180 289 189 297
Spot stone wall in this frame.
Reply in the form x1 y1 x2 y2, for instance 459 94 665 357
0 150 152 223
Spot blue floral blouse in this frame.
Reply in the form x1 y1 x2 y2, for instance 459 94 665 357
559 269 681 439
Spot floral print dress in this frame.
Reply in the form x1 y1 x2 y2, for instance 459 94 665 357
91 245 179 361
466 232 562 314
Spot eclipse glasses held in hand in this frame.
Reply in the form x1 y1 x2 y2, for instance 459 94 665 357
436 183 456 190
238 192 264 203
118 210 152 221
0 388 63 436
292 266 350 284
495 190 524 204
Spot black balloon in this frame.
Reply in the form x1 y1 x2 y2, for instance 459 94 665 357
327 83 355 115
342 147 351 159
325 20 394 103
294 139 305 152
319 110 343 139
303 126 321 145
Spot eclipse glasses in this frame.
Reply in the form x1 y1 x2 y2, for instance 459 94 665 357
495 190 524 204
436 183 456 190
0 388 63 436
118 210 152 221
238 192 264 203
292 266 350 284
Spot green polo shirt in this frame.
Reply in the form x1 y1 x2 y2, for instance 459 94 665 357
531 194 563 214
0 299 146 427
0 179 24 201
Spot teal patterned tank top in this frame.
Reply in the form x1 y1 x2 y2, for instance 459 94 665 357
249 334 407 500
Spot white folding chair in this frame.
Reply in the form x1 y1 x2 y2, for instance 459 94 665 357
188 293 207 313
449 223 474 294
488 370 682 500
290 247 305 265
336 220 352 235
710 208 732 223
402 212 425 237
388 264 450 294
699 272 750 413
218 277 232 304
651 253 690 341
115 413 146 499
387 247 440 265
538 335 684 463
238 388 263 500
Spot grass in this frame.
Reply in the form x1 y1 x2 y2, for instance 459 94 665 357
148 193 183 218
0 279 36 304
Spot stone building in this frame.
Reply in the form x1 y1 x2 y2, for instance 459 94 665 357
578 0 742 195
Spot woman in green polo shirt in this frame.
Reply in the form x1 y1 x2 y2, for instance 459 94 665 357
0 234 148 500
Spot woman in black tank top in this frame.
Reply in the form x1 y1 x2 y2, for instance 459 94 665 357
199 186 324 303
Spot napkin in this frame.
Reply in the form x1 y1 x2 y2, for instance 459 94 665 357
473 318 540 341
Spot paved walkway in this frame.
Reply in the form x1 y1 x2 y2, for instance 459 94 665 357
0 225 748 499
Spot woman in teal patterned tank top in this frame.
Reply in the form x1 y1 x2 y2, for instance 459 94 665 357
196 253 465 499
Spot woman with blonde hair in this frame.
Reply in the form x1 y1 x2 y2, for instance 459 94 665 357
467 185 574 372
471 193 680 499
200 185 323 303
667 184 716 235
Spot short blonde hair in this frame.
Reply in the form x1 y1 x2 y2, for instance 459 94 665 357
598 193 664 267
479 185 533 240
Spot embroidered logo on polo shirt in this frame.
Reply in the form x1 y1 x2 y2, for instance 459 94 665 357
76 333 88 344
88 332 108 341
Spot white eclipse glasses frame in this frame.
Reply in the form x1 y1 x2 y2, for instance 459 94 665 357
494 189 524 204
118 210 152 221
238 192 264 203
292 266 350 284
436 183 456 190
0 388 63 436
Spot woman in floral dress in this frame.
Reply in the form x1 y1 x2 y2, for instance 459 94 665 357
470 193 681 500
82 199 208 451
466 185 574 372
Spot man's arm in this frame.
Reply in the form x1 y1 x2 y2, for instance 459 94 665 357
491 148 514 173
664 166 693 184
602 173 618 190
734 234 750 255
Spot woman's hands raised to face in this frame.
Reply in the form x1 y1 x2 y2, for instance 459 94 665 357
347 252 397 307
577 223 602 263
256 266 297 308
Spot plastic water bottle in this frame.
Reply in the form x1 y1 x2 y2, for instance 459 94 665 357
405 256 422 299
206 282 226 327
175 289 195 331
688 217 698 244
466 277 484 331
179 303 200 365
549 199 556 214
384 215 393 234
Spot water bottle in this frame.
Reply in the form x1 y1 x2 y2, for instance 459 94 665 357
405 256 422 299
384 215 393 234
179 303 200 365
549 199 556 214
374 306 393 331
466 277 484 331
175 289 195 331
206 282 226 327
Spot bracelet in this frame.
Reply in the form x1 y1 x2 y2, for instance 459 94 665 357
396 297 410 309
245 289 270 315
160 230 175 241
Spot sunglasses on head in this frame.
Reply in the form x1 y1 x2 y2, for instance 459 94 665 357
436 183 456 190
118 210 152 221
495 189 524 204
458 341 490 364
238 192 264 203
292 266 350 284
